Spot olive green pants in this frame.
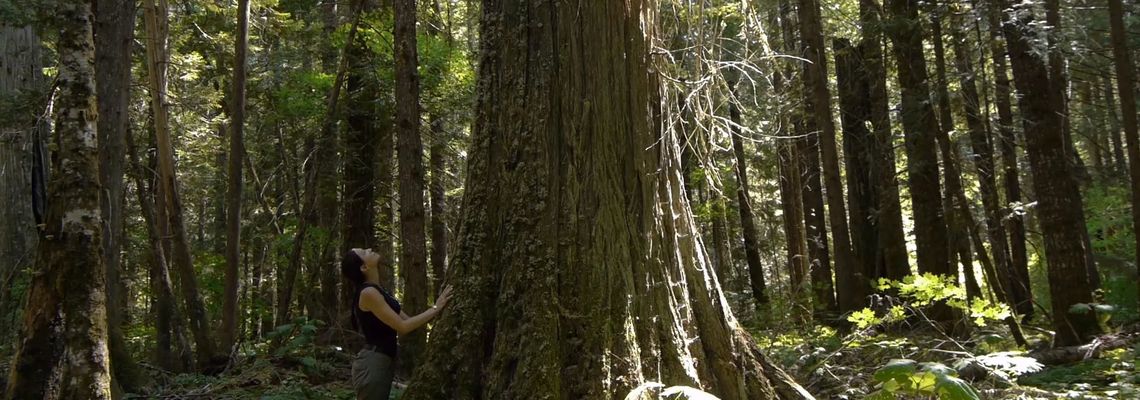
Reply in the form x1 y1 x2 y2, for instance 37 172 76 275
350 349 395 400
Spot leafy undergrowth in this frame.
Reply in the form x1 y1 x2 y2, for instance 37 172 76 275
748 320 1140 399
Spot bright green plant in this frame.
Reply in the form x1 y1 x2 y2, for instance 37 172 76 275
848 273 1012 329
625 382 720 400
866 359 981 400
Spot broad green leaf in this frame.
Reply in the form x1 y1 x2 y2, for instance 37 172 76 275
935 374 982 400
874 359 917 384
659 385 720 400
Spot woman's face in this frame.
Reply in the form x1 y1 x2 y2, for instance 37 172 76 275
353 248 381 271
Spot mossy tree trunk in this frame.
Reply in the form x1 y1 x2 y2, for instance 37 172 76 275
402 1 813 399
6 0 113 397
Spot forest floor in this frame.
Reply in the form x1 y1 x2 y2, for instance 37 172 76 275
750 318 1140 400
119 319 1140 399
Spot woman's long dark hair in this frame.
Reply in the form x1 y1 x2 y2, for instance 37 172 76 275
341 250 365 329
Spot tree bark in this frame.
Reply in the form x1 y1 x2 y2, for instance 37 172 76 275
142 0 217 364
430 116 449 298
885 0 951 279
729 85 770 308
6 0 113 396
128 128 192 371
833 38 879 305
94 0 142 390
0 20 44 344
343 0 379 326
221 0 250 355
1104 75 1128 178
1107 0 1140 309
931 8 981 299
402 1 813 398
779 0 837 319
798 0 861 314
982 0 1034 320
859 0 910 282
996 0 1104 347
395 0 430 375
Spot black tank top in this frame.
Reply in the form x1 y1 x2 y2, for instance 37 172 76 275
355 283 402 357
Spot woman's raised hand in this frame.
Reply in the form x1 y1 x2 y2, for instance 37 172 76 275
434 285 454 311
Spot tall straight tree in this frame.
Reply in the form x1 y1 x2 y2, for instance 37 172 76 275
1107 0 1140 307
403 1 812 398
395 0 430 375
982 0 1033 319
6 0 113 397
780 0 837 319
798 0 862 313
859 0 910 282
94 0 142 389
221 0 250 354
996 0 1104 346
428 0 452 298
1104 75 1128 177
0 11 45 344
769 1 807 314
833 38 880 294
930 7 981 298
730 82 771 308
885 0 955 327
312 0 342 329
142 0 216 363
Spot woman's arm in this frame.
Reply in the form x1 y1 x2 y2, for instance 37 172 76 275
360 286 453 335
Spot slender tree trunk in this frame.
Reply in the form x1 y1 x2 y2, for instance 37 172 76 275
996 0 1104 347
94 0 142 390
779 0 836 319
143 0 217 364
1105 75 1128 178
798 0 861 313
0 19 44 346
395 0 430 375
403 2 812 398
313 0 342 331
983 0 1034 320
931 8 981 298
128 129 192 371
860 0 909 282
768 1 805 316
1107 0 1140 309
221 0 250 354
729 84 771 308
6 0 113 396
951 16 1021 318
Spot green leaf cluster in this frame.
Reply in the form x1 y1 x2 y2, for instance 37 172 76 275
868 359 982 400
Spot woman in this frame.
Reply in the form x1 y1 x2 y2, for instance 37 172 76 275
341 247 453 400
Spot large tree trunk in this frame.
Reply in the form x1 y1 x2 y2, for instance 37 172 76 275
395 0 430 375
402 2 813 399
833 38 879 305
885 0 951 280
996 0 1104 347
94 0 142 390
859 0 909 282
430 116 449 298
885 0 958 327
221 0 250 355
0 20 45 344
983 0 1034 320
798 0 861 314
142 0 217 364
1107 0 1140 309
313 0 342 332
6 0 113 396
342 0 378 325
